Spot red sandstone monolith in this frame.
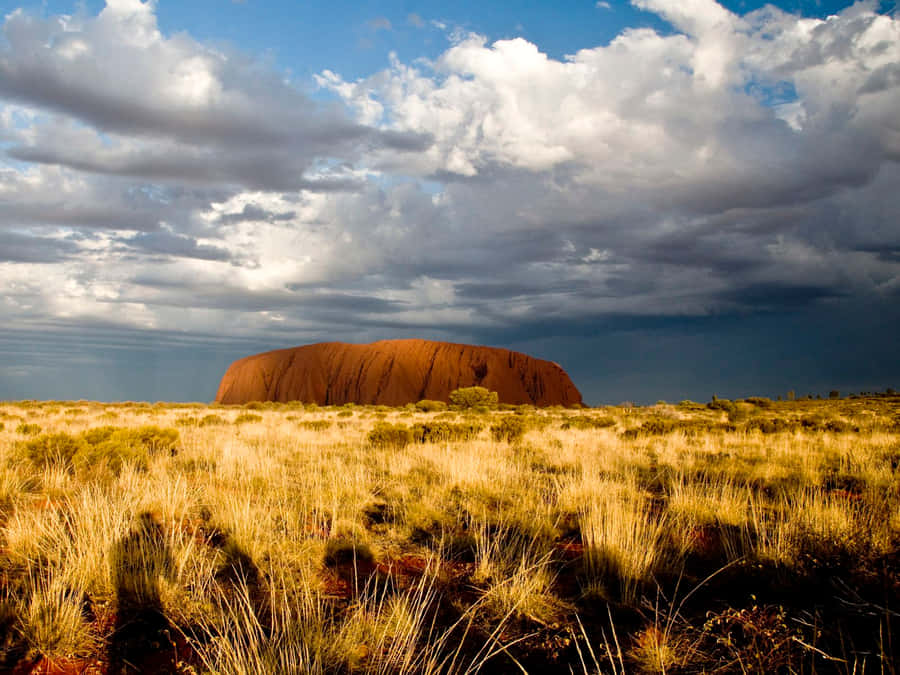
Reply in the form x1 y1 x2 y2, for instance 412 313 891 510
214 339 582 407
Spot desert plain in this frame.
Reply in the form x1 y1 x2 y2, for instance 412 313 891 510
0 392 897 673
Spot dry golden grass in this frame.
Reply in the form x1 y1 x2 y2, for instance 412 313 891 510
0 396 897 672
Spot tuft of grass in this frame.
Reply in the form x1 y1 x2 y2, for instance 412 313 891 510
199 414 227 427
234 412 263 425
16 572 96 661
16 423 42 436
581 488 678 604
489 416 529 443
411 421 483 443
299 419 331 431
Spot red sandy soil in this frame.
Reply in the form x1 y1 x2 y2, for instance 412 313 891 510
215 339 583 407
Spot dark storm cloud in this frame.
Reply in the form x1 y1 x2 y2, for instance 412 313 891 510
122 232 232 261
718 282 844 309
216 204 297 225
0 200 162 231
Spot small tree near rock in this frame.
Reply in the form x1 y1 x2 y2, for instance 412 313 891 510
449 386 499 411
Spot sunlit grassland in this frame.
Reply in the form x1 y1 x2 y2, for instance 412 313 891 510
0 395 898 673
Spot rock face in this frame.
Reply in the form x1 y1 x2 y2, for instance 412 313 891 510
215 339 583 407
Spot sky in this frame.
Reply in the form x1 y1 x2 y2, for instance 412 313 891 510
0 0 898 405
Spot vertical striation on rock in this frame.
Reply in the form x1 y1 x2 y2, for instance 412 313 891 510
214 339 583 407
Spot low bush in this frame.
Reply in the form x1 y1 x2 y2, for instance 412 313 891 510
367 422 412 449
74 426 179 474
411 421 483 443
559 415 616 430
199 414 226 427
16 432 86 470
745 397 773 408
620 418 678 439
707 398 736 414
448 386 498 411
415 399 447 413
80 426 118 445
15 425 178 474
745 417 798 433
123 426 180 454
16 423 42 436
678 400 706 410
799 416 858 433
234 413 263 425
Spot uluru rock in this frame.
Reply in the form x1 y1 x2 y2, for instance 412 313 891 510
215 339 583 407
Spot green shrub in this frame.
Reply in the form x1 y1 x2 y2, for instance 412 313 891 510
367 422 412 449
490 416 528 443
199 414 226 427
242 401 264 410
415 399 448 413
745 417 798 433
80 426 118 445
72 426 178 474
727 402 755 424
299 420 331 432
638 418 677 435
707 398 736 414
448 386 498 411
823 419 857 433
16 423 42 436
175 415 198 427
122 426 179 454
16 433 86 470
234 413 263 425
745 397 773 408
0 422 3 432
410 421 483 443
337 410 353 417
